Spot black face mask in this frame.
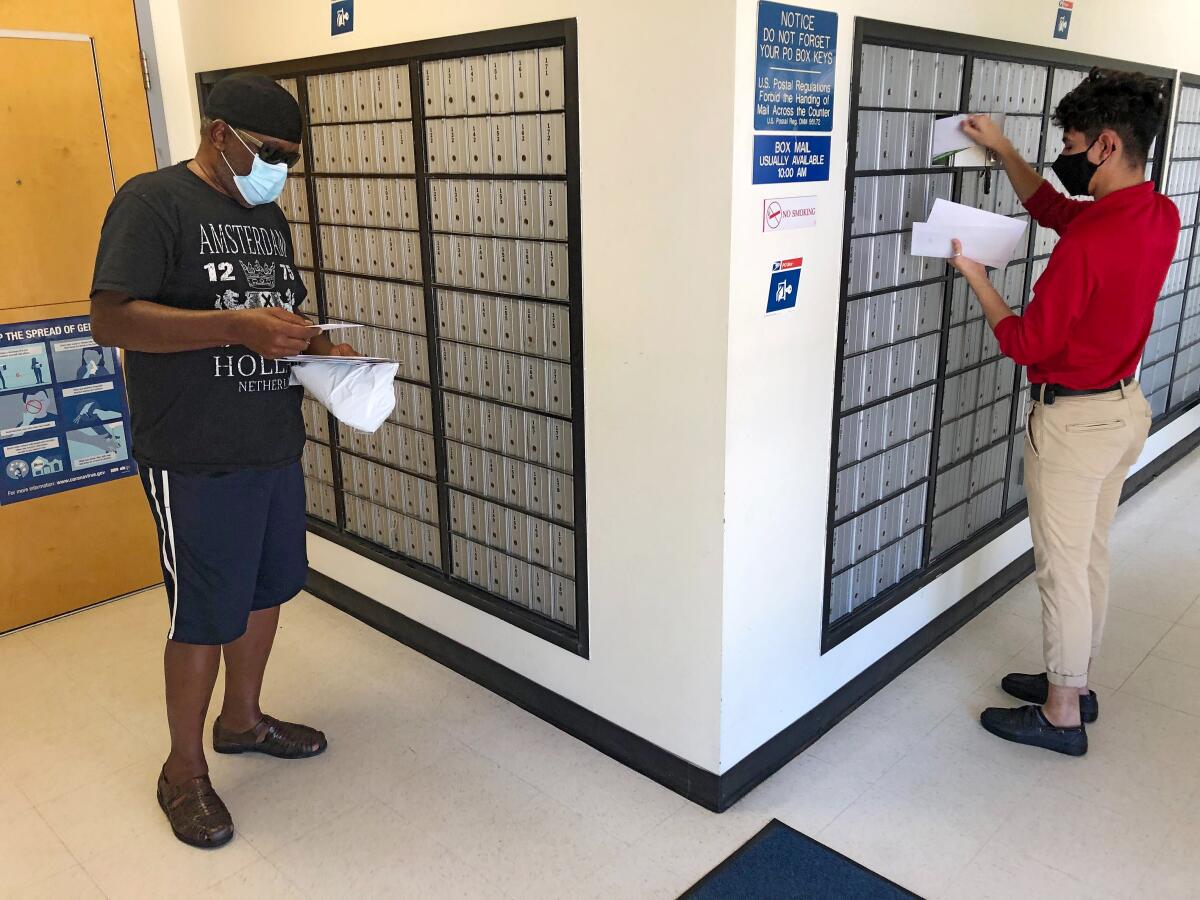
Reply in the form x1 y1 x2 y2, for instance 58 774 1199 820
1051 139 1103 197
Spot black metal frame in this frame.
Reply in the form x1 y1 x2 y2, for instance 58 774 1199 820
1146 72 1200 434
821 18 1175 653
198 20 590 656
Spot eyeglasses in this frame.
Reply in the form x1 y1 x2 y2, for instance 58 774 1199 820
235 128 302 168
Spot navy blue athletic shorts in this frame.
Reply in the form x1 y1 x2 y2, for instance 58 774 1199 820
139 463 308 645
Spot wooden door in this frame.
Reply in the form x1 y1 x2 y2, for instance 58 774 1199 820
0 29 161 632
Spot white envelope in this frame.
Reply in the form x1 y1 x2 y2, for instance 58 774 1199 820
931 113 1006 164
911 198 1028 268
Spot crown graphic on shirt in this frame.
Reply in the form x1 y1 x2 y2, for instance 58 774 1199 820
239 259 277 290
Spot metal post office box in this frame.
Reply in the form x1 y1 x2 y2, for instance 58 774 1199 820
479 500 501 546
873 175 902 232
491 181 517 237
354 124 375 172
537 47 565 110
455 342 479 395
512 49 538 112
878 444 905 499
481 453 503 501
844 297 869 356
444 118 466 173
516 241 543 296
541 114 566 176
477 400 501 451
903 432 930 488
504 507 527 558
440 57 465 114
543 244 567 299
458 394 481 445
856 111 882 171
526 465 551 518
916 282 943 332
881 394 910 448
355 179 377 228
515 182 544 239
851 178 876 236
449 235 471 287
462 443 486 494
462 56 488 116
492 239 516 293
306 75 326 123
963 319 984 368
909 385 936 434
467 181 493 235
506 557 531 607
351 277 372 322
421 62 445 117
841 354 867 411
469 238 494 293
834 464 858 519
877 111 906 169
464 119 490 175
453 292 476 344
520 301 547 357
847 236 871 295
429 180 449 232
539 305 567 362
425 119 447 173
858 44 884 107
525 564 548 616
909 50 937 109
905 113 932 167
520 355 546 411
395 122 417 174
487 52 515 114
546 362 569 416
521 408 546 463
389 65 414 119
339 125 360 172
445 180 468 232
551 576 576 627
466 540 487 587
333 71 356 122
497 351 519 405
477 347 500 400
526 516 550 568
881 46 912 108
853 506 882 562
891 288 919 342
871 232 899 291
513 115 540 175
933 53 963 108
859 404 888 458
888 340 916 395
490 116 516 173
314 126 336 172
362 229 382 278
854 452 884 511
397 179 418 231
436 289 456 337
547 523 576 578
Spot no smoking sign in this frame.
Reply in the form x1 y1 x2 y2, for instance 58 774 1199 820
763 195 818 232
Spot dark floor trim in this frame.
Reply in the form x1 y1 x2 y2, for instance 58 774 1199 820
305 569 720 807
308 424 1199 812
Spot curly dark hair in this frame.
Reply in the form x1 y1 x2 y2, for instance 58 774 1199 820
1053 67 1168 166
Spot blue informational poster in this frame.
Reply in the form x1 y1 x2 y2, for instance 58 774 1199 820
754 3 838 132
0 315 136 505
1053 1 1073 39
766 257 803 313
752 134 832 184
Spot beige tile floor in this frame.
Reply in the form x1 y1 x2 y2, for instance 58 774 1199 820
1 448 1198 899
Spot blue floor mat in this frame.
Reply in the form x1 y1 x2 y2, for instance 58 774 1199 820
680 819 923 899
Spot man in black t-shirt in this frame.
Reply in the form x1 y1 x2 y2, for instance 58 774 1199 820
91 74 354 849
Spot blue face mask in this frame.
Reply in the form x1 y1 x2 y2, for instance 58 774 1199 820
222 129 288 205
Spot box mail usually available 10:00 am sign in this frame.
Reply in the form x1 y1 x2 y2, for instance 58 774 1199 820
754 2 837 131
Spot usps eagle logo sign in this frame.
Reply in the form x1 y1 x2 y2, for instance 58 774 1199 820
1054 0 1073 39
766 258 802 313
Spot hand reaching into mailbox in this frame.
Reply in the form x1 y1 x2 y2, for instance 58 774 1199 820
961 114 1012 154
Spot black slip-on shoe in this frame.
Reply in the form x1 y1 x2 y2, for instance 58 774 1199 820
980 705 1088 756
1001 672 1098 723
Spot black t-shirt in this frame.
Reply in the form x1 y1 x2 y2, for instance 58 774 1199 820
91 162 308 472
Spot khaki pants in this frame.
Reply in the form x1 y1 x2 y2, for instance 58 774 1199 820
1024 381 1152 688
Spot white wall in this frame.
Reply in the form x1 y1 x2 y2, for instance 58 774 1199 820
163 0 738 771
719 0 1200 769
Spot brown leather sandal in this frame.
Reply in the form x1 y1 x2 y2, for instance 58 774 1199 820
213 714 327 759
157 768 234 849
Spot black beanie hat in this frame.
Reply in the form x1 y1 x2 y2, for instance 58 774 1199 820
205 73 302 143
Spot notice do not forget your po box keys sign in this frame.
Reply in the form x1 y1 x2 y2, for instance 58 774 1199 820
753 3 837 185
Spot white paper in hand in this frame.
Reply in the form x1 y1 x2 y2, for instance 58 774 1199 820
910 199 1028 268
288 359 399 433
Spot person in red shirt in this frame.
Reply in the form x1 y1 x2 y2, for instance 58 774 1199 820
950 69 1178 756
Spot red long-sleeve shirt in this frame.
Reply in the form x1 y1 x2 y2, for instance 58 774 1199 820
994 180 1180 389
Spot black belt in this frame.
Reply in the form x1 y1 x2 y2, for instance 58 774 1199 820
1030 377 1133 405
